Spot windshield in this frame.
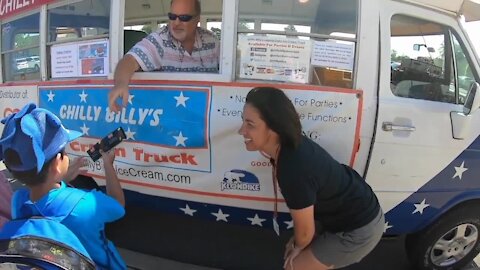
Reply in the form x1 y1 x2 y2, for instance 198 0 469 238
465 21 480 57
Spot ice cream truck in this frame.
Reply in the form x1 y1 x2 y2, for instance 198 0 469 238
0 0 479 268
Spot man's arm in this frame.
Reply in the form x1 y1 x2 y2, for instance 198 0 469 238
101 149 125 207
109 54 140 112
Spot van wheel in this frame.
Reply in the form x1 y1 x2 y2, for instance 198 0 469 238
405 205 480 270
34 64 39 71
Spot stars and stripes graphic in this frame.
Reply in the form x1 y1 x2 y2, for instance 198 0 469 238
125 189 294 231
383 136 480 235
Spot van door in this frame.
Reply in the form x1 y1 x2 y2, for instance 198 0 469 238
366 1 480 234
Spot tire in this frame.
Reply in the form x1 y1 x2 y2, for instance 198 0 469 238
33 64 39 71
405 204 480 270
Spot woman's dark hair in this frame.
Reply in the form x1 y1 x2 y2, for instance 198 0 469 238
4 148 65 186
246 87 302 149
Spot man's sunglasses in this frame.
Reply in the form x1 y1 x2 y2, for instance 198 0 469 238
168 12 196 22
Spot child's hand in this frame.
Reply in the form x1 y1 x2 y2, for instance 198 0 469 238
100 149 116 166
65 156 88 182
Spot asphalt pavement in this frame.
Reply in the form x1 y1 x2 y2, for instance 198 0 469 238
109 206 480 270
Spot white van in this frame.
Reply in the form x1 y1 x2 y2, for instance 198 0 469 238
15 56 40 72
0 0 479 268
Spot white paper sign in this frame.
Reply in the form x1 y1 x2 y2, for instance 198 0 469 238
311 41 354 71
51 39 109 78
238 35 311 83
51 44 79 78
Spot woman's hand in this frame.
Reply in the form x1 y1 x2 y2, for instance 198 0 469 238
65 156 88 182
284 237 295 259
283 237 303 269
282 206 315 269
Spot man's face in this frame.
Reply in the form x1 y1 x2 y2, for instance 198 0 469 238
169 0 199 43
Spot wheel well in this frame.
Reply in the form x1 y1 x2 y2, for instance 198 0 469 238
410 198 480 235
405 200 480 270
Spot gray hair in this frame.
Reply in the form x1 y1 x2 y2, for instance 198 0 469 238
171 0 201 15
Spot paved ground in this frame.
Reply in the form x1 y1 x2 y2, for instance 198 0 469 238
120 248 220 270
110 206 480 270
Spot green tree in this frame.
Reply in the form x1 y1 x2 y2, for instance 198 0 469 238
14 33 39 49
284 24 297 32
390 49 409 62
142 25 153 34
238 22 252 31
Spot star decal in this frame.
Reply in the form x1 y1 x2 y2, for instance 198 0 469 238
174 92 190 107
47 91 55 102
173 131 188 147
452 161 468 180
179 204 197 216
412 199 430 215
211 209 229 222
80 123 90 135
79 90 88 103
128 94 135 105
384 221 393 233
125 127 136 140
284 220 294 229
247 214 266 227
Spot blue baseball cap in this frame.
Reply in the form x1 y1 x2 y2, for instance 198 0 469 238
0 103 82 173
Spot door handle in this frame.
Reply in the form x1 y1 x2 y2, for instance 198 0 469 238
382 122 416 132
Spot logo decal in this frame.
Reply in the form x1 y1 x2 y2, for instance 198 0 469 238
221 169 260 192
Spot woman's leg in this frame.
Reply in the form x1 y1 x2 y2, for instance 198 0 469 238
285 247 334 270
288 209 384 270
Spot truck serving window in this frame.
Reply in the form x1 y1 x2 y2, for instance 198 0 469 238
123 0 223 74
1 13 40 82
47 0 111 79
390 15 478 104
236 0 358 88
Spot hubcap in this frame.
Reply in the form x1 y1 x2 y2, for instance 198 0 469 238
430 223 478 267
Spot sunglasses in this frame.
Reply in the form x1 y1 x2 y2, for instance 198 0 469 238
168 12 196 22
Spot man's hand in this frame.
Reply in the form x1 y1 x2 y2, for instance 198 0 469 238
65 156 88 182
110 55 140 112
108 85 129 113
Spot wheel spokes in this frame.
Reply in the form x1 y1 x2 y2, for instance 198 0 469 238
431 223 479 267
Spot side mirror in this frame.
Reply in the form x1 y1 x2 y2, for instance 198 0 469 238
463 82 480 115
413 44 435 53
450 82 480 139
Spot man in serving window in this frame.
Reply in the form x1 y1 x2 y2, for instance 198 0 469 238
109 0 220 112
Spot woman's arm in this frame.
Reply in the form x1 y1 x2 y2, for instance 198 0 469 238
283 205 316 268
290 205 316 249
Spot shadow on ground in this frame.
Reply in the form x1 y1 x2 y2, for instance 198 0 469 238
108 206 291 270
108 206 417 270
